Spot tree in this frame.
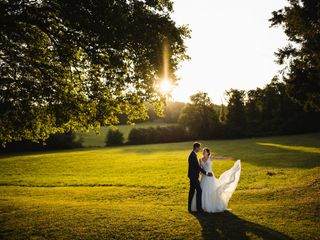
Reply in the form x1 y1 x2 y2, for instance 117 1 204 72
163 101 186 123
244 77 320 136
179 92 221 139
270 0 320 111
105 129 124 146
245 88 264 135
0 0 189 145
225 89 246 137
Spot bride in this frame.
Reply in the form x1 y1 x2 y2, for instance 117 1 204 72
191 147 241 213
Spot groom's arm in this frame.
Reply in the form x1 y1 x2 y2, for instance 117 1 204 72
193 155 212 177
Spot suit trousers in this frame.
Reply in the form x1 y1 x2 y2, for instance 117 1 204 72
188 177 202 211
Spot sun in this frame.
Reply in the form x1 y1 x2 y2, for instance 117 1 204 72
159 79 173 93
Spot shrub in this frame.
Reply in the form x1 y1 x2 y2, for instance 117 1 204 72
46 132 83 149
105 129 124 146
127 128 147 144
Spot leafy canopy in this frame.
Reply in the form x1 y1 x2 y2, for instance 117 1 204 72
0 0 189 145
270 0 320 111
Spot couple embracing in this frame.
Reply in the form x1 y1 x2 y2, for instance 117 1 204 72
188 142 241 213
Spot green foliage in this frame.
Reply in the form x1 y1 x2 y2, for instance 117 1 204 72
162 101 186 123
0 133 319 239
0 132 83 153
270 0 320 111
0 0 190 145
243 78 320 136
225 89 247 137
179 92 222 139
128 125 190 144
46 132 83 149
105 129 124 146
178 80 320 140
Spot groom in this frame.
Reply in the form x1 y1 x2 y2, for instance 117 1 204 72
188 142 213 213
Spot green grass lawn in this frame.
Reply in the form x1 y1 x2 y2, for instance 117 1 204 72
0 133 319 239
77 121 175 147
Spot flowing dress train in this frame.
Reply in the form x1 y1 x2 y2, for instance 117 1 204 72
191 159 241 213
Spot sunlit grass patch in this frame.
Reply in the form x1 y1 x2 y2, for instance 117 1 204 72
257 142 320 154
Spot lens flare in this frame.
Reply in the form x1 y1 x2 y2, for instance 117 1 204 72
159 79 173 93
163 37 169 83
158 37 173 94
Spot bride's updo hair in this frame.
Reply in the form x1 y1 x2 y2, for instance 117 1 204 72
203 147 210 156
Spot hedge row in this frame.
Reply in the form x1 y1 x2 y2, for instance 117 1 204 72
127 125 191 145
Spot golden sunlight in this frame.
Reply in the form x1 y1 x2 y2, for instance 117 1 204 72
159 78 173 93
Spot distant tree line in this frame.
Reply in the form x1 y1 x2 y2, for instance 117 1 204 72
179 78 320 140
122 78 320 145
230 78 320 137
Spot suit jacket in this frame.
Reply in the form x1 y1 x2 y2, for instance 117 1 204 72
188 151 207 179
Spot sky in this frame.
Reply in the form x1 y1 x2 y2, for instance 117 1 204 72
170 0 288 104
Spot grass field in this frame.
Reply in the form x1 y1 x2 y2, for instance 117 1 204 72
0 133 319 239
77 122 175 147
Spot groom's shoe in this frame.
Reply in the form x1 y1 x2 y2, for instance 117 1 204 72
197 209 205 214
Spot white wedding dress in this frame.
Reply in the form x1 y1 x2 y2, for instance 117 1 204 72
191 159 241 213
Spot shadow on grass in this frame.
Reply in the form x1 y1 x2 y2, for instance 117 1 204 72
193 211 292 240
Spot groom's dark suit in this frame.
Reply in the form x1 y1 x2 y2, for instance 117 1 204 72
188 151 207 212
